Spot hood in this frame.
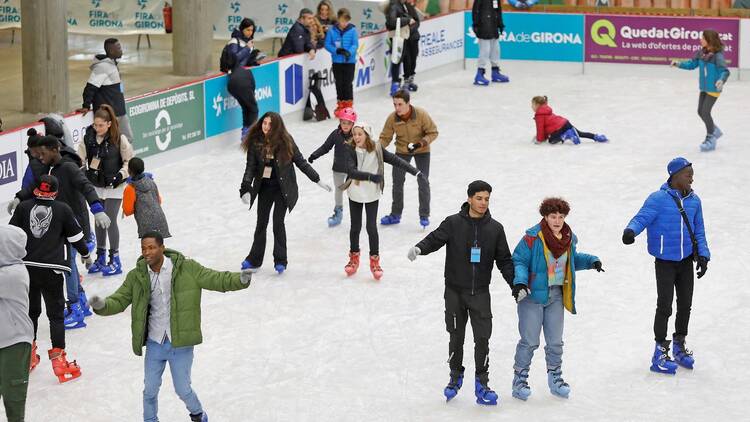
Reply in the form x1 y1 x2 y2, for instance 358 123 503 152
0 225 27 266
231 29 253 42
459 202 492 221
60 144 83 167
132 175 157 193
535 104 553 116
334 23 356 34
525 223 542 237
90 54 116 70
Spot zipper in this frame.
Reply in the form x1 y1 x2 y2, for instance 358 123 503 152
472 224 478 296
659 235 664 255
679 198 684 260
453 314 457 330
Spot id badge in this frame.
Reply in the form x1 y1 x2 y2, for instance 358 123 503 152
470 247 481 263
335 40 342 48
89 157 101 170
263 166 272 178
492 0 499 8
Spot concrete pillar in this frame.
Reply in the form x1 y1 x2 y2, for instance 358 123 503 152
21 0 69 113
172 0 213 76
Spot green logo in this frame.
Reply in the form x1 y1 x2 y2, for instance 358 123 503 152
591 19 617 48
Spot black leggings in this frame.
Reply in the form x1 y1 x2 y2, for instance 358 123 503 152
654 257 694 344
228 68 259 128
697 91 718 135
548 121 596 144
247 184 287 267
349 199 379 256
390 37 419 83
27 267 66 349
332 63 355 101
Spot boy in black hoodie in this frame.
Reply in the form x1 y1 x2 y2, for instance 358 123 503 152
407 180 514 405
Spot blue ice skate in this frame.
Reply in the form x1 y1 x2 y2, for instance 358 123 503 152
390 82 401 96
63 302 87 330
380 214 401 225
444 367 464 402
700 134 717 152
547 367 570 398
102 254 122 276
473 68 489 86
419 217 429 229
79 291 92 317
274 264 286 274
327 206 343 227
650 342 678 374
474 378 499 406
491 67 509 83
672 340 694 370
190 411 208 422
593 134 609 143
511 369 531 401
88 249 107 274
562 128 580 145
241 260 260 273
712 126 723 140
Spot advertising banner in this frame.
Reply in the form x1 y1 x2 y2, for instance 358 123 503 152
354 33 389 93
585 14 740 66
741 19 750 69
0 130 22 201
415 12 464 72
278 50 341 115
127 83 205 157
204 62 280 138
465 12 584 62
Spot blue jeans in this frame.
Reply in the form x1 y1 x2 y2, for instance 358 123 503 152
513 286 564 372
143 339 203 422
65 244 81 301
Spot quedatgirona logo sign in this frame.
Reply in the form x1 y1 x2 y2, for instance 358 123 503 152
591 18 735 48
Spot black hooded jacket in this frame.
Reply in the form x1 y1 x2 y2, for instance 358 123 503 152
386 0 421 41
415 203 514 293
472 0 505 40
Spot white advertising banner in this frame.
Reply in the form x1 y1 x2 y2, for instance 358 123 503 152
415 11 464 73
0 130 23 203
741 19 750 70
353 32 388 93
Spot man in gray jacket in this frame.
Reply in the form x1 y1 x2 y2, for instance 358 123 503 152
0 225 34 421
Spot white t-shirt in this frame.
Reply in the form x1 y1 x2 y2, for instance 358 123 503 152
347 148 381 204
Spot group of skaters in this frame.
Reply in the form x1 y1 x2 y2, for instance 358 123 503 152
0 3 722 422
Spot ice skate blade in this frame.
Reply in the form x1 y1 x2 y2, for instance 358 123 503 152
649 364 677 375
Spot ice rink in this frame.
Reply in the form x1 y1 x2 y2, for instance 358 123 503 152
14 62 749 421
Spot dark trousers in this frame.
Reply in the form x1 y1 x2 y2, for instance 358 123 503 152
697 91 718 135
27 266 66 349
247 184 288 267
228 68 259 128
390 37 419 82
349 199 379 256
391 153 430 218
332 63 355 101
548 121 596 144
0 342 30 422
654 257 695 343
444 286 492 383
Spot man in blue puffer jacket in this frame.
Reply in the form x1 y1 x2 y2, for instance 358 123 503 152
324 8 358 113
623 157 710 374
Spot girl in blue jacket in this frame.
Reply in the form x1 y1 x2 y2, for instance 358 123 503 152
510 197 602 402
324 8 359 114
672 30 730 152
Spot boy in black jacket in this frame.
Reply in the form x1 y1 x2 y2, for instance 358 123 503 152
9 175 93 383
471 0 509 85
407 180 514 405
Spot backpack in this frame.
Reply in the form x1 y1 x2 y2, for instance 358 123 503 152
219 39 238 73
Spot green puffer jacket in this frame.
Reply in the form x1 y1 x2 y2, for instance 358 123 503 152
94 249 248 356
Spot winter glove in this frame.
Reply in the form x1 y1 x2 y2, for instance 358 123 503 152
715 80 724 90
81 253 93 269
368 173 383 184
6 197 20 215
317 181 332 192
336 48 351 59
407 246 421 262
416 171 428 182
240 268 253 285
593 261 605 272
307 155 315 164
622 229 635 245
407 140 426 153
696 256 708 279
241 192 252 205
90 202 112 229
89 295 105 311
107 173 124 188
512 284 529 303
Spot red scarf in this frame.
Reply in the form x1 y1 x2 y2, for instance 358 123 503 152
540 218 572 259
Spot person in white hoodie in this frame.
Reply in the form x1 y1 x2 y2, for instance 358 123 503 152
0 225 33 422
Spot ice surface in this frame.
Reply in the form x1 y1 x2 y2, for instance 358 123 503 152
14 62 749 421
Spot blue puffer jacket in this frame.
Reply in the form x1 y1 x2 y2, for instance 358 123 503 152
678 49 730 93
626 183 710 262
512 224 598 314
324 23 358 64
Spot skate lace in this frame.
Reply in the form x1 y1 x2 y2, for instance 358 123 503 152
513 370 530 388
549 368 569 387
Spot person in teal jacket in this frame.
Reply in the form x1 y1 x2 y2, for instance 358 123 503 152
672 29 730 152
510 197 602 402
324 8 359 113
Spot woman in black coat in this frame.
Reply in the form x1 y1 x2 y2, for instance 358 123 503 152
239 112 331 273
226 18 262 138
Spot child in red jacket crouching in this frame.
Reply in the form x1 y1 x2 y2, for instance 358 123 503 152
532 96 608 145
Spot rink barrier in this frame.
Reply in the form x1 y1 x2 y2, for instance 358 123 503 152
0 12 465 200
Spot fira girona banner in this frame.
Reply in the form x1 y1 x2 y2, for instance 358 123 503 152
585 14 740 66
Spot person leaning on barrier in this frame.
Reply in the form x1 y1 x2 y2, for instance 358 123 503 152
278 8 317 59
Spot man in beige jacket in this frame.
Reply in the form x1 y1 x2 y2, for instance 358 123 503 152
379 89 438 228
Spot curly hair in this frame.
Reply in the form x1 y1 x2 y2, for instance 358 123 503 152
539 197 570 216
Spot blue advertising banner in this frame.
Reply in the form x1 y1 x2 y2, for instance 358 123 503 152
465 12 584 62
204 61 280 138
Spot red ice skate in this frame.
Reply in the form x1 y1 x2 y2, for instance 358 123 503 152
345 252 360 276
369 255 383 280
48 348 81 383
29 341 40 372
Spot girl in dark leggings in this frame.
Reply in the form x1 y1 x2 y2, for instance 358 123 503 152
79 104 134 276
239 112 331 274
673 29 730 152
340 122 424 280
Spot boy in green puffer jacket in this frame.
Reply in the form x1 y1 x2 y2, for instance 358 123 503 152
90 231 253 422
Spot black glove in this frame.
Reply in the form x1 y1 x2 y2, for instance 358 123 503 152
368 173 382 183
307 155 315 164
696 256 708 279
593 261 605 272
107 173 124 187
407 140 425 153
499 25 505 35
622 229 635 245
336 48 351 59
512 284 529 303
